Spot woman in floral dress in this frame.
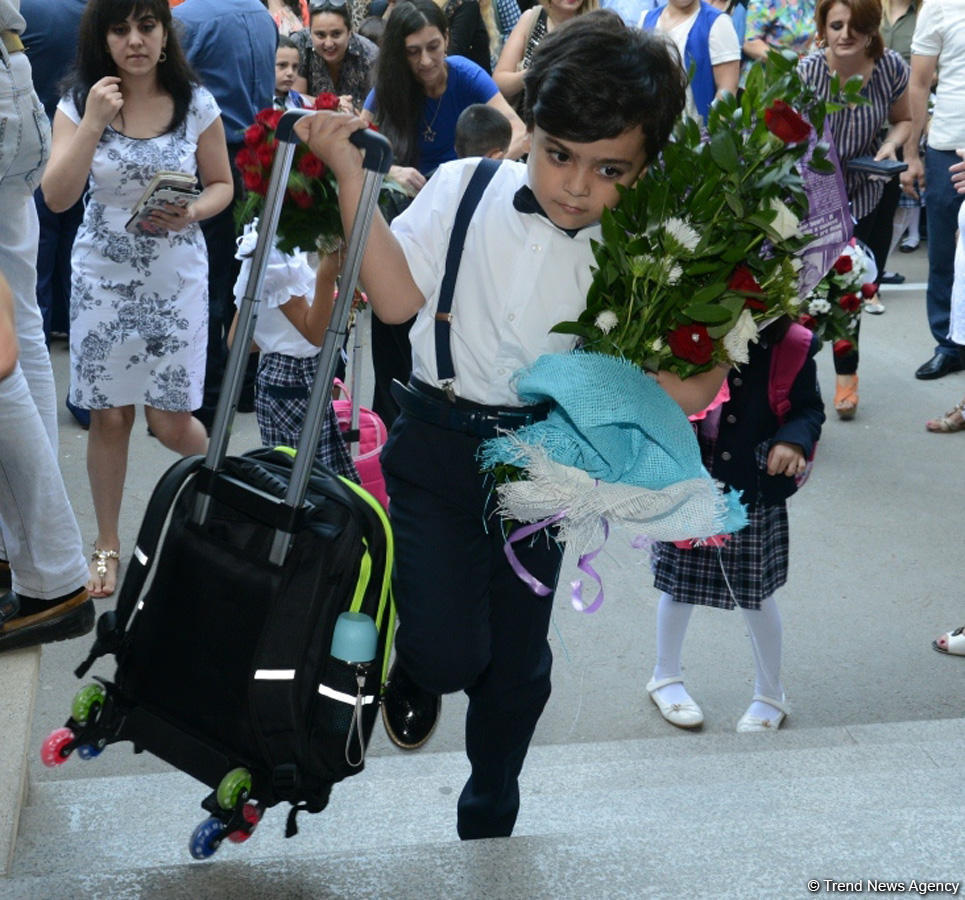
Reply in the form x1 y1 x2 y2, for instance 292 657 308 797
40 0 232 598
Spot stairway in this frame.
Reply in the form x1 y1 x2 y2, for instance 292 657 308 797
5 717 963 899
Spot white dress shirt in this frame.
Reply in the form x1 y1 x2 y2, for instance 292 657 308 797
391 158 601 408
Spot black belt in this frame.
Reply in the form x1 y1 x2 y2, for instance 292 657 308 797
391 378 549 439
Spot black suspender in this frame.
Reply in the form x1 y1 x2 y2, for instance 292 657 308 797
434 157 502 391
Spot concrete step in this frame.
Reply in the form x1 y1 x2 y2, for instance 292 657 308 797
5 718 963 897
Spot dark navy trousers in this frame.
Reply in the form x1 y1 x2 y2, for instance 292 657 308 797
381 413 562 840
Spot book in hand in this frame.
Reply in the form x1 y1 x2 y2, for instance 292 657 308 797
125 171 200 236
845 156 908 178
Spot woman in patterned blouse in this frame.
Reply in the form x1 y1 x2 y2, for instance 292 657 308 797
799 0 911 419
292 0 379 111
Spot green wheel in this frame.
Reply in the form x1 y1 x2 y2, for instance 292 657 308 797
71 684 106 725
216 767 252 810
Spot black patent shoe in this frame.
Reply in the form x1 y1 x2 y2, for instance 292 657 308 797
381 660 441 750
915 352 965 380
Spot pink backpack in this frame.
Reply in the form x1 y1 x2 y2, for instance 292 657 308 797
332 378 389 510
768 322 816 487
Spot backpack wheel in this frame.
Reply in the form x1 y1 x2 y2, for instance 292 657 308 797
40 727 75 767
189 816 225 860
76 743 104 760
226 803 261 843
71 683 106 725
216 767 252 810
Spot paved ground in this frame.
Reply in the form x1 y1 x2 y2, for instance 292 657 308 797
5 244 964 895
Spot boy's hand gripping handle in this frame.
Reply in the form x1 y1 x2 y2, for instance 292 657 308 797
275 109 393 174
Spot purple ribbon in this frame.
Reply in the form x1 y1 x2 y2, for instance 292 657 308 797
504 512 567 596
570 518 610 613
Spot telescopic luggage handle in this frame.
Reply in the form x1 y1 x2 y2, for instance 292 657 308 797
193 109 392 566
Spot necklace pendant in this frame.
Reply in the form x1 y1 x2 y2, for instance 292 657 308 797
423 124 436 142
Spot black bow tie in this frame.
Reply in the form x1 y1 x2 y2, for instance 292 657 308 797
512 185 582 239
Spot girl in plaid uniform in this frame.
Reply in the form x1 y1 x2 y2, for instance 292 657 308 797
647 319 824 733
229 232 359 482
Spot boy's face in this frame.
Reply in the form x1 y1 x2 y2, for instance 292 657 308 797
526 125 648 232
275 47 300 95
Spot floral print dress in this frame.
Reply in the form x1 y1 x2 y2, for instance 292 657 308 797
58 86 219 411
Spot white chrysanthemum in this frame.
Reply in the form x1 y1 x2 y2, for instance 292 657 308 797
595 310 619 333
652 337 664 352
768 198 801 241
663 217 700 253
722 309 759 365
808 297 831 315
667 262 683 284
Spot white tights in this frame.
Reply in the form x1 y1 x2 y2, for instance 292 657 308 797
651 592 785 712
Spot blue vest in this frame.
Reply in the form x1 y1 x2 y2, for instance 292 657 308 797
643 2 722 121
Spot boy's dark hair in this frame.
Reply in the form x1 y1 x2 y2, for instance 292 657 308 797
454 104 511 158
277 34 299 52
373 0 449 167
70 0 197 134
522 10 686 163
358 15 386 45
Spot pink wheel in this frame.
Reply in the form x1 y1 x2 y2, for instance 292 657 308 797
41 727 75 767
227 803 261 843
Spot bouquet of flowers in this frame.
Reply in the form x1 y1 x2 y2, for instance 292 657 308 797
551 50 864 375
234 93 343 255
480 52 864 599
798 240 878 360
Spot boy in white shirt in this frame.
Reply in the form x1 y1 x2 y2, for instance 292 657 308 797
298 10 726 839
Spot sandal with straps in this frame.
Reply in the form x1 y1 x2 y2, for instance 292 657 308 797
925 400 965 433
89 547 120 599
834 375 859 420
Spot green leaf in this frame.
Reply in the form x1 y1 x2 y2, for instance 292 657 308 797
550 321 599 340
710 130 740 173
687 281 729 304
683 301 733 324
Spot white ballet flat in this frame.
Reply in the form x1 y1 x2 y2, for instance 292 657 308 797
646 675 704 729
736 694 790 733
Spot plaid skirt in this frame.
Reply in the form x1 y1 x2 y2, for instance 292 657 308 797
255 352 360 484
652 502 788 610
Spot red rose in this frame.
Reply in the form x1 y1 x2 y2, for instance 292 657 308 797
728 264 762 294
313 92 340 111
234 146 256 169
243 168 265 192
860 282 878 298
838 292 861 312
832 255 853 274
297 152 326 178
288 188 313 209
255 108 284 130
256 143 275 168
668 324 714 365
798 314 817 330
728 265 767 310
833 339 854 357
764 100 812 144
243 123 266 147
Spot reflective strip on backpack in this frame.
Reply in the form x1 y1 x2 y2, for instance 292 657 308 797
317 683 377 706
254 669 297 680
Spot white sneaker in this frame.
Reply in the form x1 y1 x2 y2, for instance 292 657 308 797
646 675 704 729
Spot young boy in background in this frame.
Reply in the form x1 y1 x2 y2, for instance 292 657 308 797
454 103 512 159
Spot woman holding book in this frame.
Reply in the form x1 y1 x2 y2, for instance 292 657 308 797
40 0 233 598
